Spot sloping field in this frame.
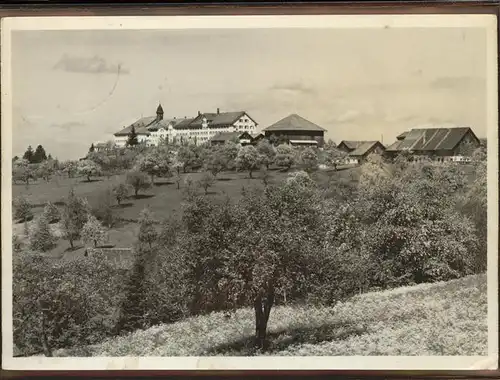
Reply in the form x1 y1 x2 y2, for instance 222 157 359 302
58 274 487 357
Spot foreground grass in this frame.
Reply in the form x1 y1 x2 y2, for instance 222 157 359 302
58 274 486 357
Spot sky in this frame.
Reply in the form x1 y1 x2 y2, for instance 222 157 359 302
11 27 488 160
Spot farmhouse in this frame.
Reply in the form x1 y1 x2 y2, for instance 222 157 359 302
385 126 480 161
345 141 386 165
262 114 326 147
114 104 258 147
210 131 254 146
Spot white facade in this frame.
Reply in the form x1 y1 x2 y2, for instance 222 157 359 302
114 111 258 147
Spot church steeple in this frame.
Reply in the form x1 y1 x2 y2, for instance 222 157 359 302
156 103 164 121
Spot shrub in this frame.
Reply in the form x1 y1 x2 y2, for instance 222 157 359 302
126 171 152 197
13 196 33 222
43 202 60 224
29 215 58 252
92 188 115 228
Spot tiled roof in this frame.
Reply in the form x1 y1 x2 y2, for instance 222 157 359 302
186 111 247 129
114 116 156 136
263 114 326 132
385 140 404 152
211 132 252 142
348 141 384 157
173 118 195 129
396 126 476 152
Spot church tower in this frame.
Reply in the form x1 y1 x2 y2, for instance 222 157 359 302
156 103 164 121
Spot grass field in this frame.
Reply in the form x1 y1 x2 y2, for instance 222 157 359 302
54 273 486 357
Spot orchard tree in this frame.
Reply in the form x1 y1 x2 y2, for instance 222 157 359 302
126 126 139 147
36 160 56 182
13 159 35 186
323 147 347 170
126 171 152 197
220 141 240 170
198 172 216 195
81 215 107 248
138 208 158 248
235 145 262 179
29 215 57 252
257 140 276 170
135 149 171 184
172 172 182 190
112 183 130 205
177 145 197 173
78 159 101 182
61 160 78 178
300 147 319 173
60 189 91 249
275 144 295 171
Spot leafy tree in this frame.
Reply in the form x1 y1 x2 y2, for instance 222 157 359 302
23 145 34 163
126 126 139 147
42 202 60 224
198 172 216 195
257 140 276 170
61 160 78 178
300 147 319 173
81 215 108 248
324 139 337 149
135 149 171 184
13 159 35 186
92 188 115 228
126 171 152 198
89 143 95 153
13 196 33 222
323 147 347 170
220 141 240 170
275 144 295 171
112 183 130 205
261 168 272 187
13 156 19 162
60 189 91 249
138 208 158 248
177 146 197 173
235 145 262 178
78 159 101 182
172 172 182 190
29 215 57 252
36 160 56 182
32 145 48 164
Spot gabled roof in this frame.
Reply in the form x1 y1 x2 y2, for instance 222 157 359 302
186 111 249 129
114 116 157 136
211 131 251 142
385 140 403 152
348 141 385 157
263 114 326 132
338 140 373 150
396 126 477 152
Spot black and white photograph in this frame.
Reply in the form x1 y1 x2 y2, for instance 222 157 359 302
1 14 498 370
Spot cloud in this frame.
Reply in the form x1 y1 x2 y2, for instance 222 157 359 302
53 54 130 74
50 121 86 130
430 76 483 90
269 82 317 95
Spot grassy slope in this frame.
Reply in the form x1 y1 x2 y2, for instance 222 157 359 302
59 273 486 357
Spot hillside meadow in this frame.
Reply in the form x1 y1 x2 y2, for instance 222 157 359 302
53 273 487 357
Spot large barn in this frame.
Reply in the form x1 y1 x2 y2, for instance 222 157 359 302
385 126 480 161
262 114 326 147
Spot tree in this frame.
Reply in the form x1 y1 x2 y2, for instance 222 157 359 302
135 149 171 184
324 139 337 149
275 144 295 171
13 159 35 186
172 172 182 190
81 215 107 248
235 145 262 178
89 143 95 153
92 188 115 228
32 145 48 164
61 189 91 249
300 147 319 173
13 196 33 222
126 171 152 197
42 202 60 224
177 146 197 173
127 126 139 147
36 160 56 182
78 159 101 182
29 215 57 252
61 160 78 178
257 140 276 170
323 147 347 170
112 183 130 205
198 172 216 195
138 208 158 248
23 146 34 163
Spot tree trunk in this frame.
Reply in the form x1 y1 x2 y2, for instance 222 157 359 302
94 239 97 247
249 170 253 179
87 175 91 182
135 188 139 197
117 198 121 206
254 290 275 350
69 238 74 249
177 182 180 190
39 304 53 357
